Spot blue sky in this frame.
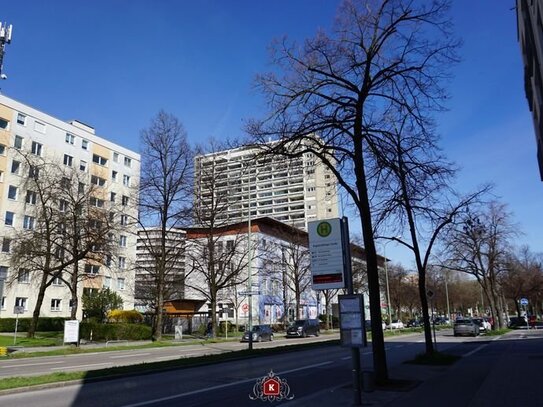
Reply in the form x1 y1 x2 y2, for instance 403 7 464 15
1 1 541 268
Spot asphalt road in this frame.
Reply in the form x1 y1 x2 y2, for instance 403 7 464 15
0 329 493 407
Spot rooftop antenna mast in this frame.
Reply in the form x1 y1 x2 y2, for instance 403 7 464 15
0 22 13 80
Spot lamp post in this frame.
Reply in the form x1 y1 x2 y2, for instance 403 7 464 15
246 172 254 350
382 239 398 330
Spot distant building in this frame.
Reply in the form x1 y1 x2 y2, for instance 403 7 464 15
0 94 140 319
517 0 543 180
193 142 339 231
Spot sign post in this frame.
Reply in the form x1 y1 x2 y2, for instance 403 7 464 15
63 320 80 345
520 298 529 329
309 217 362 405
13 306 24 345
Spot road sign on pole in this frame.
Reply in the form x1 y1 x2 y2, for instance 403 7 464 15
308 218 346 290
520 298 528 306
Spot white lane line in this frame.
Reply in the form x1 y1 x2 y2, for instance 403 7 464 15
2 361 64 369
119 361 334 407
341 356 351 360
110 353 151 359
51 363 109 370
395 345 404 348
463 343 487 358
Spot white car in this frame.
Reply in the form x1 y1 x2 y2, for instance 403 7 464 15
388 320 405 329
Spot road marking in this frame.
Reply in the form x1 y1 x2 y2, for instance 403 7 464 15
110 353 151 359
362 352 372 355
51 363 109 370
1 361 64 368
463 343 487 358
395 345 404 348
119 361 334 407
341 356 351 360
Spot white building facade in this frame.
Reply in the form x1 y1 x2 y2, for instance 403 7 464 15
0 94 140 319
194 143 339 231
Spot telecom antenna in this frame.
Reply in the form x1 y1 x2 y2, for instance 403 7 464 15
0 22 13 80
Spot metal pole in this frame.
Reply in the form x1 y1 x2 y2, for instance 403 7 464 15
445 277 450 322
342 217 362 406
14 312 19 345
247 170 253 350
431 300 437 351
383 242 392 330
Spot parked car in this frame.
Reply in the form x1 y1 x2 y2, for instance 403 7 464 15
472 317 492 332
388 320 405 329
365 320 387 330
240 325 274 342
453 319 480 337
286 319 320 338
433 316 451 325
407 318 423 328
508 316 528 329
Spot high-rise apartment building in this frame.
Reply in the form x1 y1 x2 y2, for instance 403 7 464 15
194 143 339 231
0 94 140 319
517 0 543 180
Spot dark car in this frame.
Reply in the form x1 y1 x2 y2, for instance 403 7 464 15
508 316 528 329
240 325 274 342
407 318 423 328
453 319 479 337
286 319 320 338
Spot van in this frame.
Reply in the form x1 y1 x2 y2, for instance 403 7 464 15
286 319 320 338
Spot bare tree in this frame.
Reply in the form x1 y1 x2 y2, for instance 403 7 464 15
138 110 194 341
8 151 121 336
246 0 459 381
442 202 518 329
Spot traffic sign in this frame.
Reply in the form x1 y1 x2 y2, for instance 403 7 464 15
426 289 435 300
13 306 24 314
520 298 529 306
242 303 249 313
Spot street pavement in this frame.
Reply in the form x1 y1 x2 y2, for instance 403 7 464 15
283 329 543 406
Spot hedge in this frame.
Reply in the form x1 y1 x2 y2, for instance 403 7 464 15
0 317 67 332
80 322 152 341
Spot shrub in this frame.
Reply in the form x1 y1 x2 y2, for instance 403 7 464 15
80 322 152 341
107 309 144 324
0 317 67 332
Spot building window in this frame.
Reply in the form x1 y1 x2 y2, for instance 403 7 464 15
80 160 87 172
105 255 112 267
15 297 28 310
117 278 125 290
18 269 30 284
11 160 20 174
63 154 73 167
110 192 116 202
14 135 23 149
52 273 63 285
118 256 126 269
23 215 35 230
124 157 132 167
103 276 111 288
90 197 105 208
65 133 75 144
85 264 100 276
26 190 37 205
81 139 89 150
112 170 118 181
0 118 8 129
29 165 40 180
59 199 68 212
92 154 108 166
7 185 17 200
91 175 106 187
1 297 4 310
123 175 130 187
120 214 128 225
113 152 119 162
119 235 127 247
34 122 46 133
5 211 14 226
17 113 26 125
60 177 70 189
0 144 5 155
121 195 129 206
31 141 42 156
78 182 85 193
50 299 61 312
2 238 11 253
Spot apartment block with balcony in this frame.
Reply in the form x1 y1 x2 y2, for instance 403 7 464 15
193 143 339 231
0 94 140 319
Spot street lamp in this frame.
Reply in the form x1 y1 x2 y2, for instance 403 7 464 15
382 237 400 330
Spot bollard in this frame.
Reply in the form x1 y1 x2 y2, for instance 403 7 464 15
362 370 375 392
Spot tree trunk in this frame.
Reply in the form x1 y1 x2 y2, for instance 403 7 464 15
27 273 48 338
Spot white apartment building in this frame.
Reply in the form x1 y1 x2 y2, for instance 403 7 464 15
134 228 186 312
0 94 140 319
194 143 339 231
